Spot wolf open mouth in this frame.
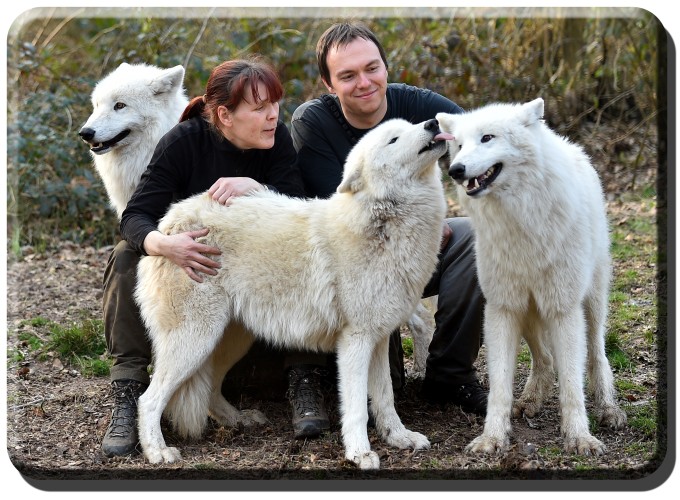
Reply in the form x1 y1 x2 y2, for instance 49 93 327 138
90 129 131 154
464 162 503 196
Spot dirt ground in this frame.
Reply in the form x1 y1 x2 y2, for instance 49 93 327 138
4 216 666 490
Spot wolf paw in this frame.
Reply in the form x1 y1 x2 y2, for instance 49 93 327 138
564 434 606 456
465 434 509 455
598 405 627 430
238 409 269 427
512 398 543 418
144 445 182 464
347 450 381 470
385 429 430 450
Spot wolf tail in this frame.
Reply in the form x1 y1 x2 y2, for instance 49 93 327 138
164 365 213 439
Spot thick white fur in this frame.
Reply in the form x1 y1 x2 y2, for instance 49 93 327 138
437 98 626 456
134 119 448 469
80 63 188 218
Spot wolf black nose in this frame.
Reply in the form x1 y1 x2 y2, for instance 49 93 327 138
424 119 439 132
79 128 95 141
449 162 466 180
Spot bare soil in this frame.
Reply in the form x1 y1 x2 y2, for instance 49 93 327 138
5 195 666 488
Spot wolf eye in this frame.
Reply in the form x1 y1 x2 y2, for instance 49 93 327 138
388 137 398 144
114 102 126 111
481 134 494 143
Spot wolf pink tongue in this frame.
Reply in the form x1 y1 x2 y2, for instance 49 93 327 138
434 132 455 141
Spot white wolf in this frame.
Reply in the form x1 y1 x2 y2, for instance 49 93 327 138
79 61 434 379
436 98 627 456
134 119 452 469
78 62 188 218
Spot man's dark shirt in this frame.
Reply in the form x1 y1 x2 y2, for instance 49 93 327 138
290 83 463 198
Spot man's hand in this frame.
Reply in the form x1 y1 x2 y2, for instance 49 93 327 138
440 221 452 251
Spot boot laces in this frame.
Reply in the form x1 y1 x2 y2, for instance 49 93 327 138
107 380 145 438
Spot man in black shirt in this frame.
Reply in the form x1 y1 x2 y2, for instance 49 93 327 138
284 22 487 439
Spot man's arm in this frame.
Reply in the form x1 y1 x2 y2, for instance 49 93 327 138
290 100 351 199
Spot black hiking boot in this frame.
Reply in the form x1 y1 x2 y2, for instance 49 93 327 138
101 379 147 457
286 365 330 439
419 378 488 416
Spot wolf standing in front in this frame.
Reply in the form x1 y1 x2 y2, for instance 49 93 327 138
135 118 450 469
437 98 626 456
78 63 188 218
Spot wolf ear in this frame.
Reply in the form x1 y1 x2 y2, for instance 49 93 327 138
150 65 186 95
337 165 365 194
520 98 544 126
436 112 456 133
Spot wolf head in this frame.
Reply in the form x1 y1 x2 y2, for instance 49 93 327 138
337 118 453 198
79 63 189 218
436 98 545 197
79 63 188 156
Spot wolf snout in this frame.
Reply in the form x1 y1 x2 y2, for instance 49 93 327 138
449 163 466 180
79 127 95 143
424 118 439 132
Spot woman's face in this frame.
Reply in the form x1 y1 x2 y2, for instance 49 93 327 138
217 81 279 150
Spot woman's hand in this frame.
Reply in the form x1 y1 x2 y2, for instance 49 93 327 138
143 228 222 283
208 177 265 205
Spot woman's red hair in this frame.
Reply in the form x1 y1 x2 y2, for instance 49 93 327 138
180 55 283 124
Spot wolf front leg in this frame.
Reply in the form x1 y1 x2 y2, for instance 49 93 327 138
138 315 230 464
466 305 521 454
335 328 380 470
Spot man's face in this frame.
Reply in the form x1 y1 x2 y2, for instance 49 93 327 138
324 37 388 129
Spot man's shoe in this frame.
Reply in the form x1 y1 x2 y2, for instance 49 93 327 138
102 379 147 457
286 365 330 439
419 378 488 416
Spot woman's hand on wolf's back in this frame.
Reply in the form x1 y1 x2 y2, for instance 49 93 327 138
208 176 265 205
143 229 222 283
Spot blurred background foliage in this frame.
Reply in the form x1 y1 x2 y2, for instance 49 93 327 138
6 7 664 252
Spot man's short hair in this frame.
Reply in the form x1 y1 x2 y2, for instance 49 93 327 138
316 21 389 84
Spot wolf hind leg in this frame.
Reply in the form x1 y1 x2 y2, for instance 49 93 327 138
208 322 268 427
550 308 605 455
406 298 435 379
368 333 430 451
584 281 627 429
513 316 554 419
